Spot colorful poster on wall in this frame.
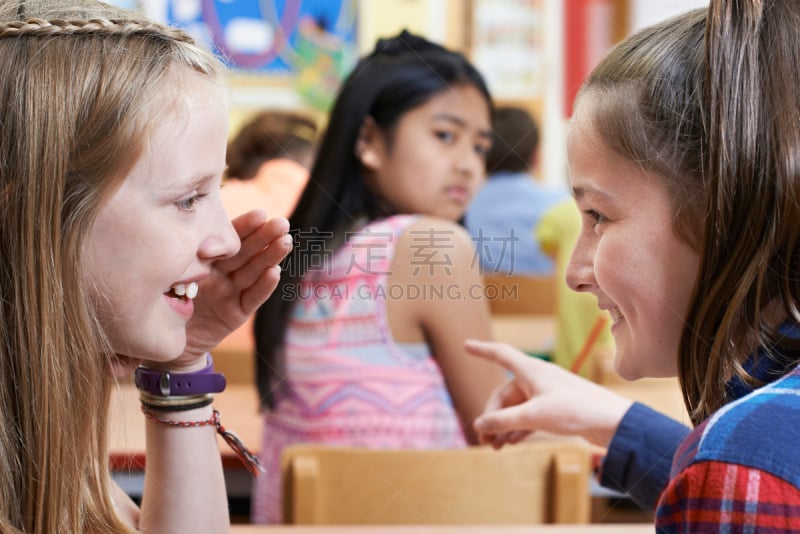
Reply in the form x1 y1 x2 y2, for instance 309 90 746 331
139 0 357 110
471 0 545 100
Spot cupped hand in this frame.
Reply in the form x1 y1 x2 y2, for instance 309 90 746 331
168 210 291 371
465 339 633 450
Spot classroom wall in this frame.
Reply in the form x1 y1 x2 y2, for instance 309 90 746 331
629 0 709 33
546 0 711 186
131 0 712 185
224 0 468 138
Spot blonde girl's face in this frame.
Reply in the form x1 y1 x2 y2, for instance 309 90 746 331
359 84 492 221
565 95 701 380
84 74 240 362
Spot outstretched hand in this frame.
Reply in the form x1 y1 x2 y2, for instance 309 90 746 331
465 339 633 450
176 210 291 368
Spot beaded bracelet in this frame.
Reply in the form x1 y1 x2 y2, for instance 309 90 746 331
141 406 264 476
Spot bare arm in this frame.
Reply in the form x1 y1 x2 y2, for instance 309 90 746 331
122 210 291 532
138 405 228 533
387 217 506 444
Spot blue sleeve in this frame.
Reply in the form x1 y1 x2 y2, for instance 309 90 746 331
599 402 691 511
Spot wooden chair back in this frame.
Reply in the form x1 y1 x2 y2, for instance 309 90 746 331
483 274 557 316
281 441 591 525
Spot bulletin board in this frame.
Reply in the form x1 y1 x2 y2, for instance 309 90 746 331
469 0 546 102
140 0 358 112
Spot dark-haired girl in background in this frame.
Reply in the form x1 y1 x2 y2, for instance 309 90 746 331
252 30 506 523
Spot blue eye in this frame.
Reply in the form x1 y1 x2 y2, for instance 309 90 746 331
176 193 208 212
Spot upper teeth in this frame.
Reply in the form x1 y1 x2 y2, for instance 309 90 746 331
172 282 199 299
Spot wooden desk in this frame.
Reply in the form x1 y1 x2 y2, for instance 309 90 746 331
609 377 688 424
109 375 686 480
109 374 687 469
490 314 556 354
109 312 685 506
230 525 652 533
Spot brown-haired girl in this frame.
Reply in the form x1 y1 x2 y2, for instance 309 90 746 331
467 1 800 530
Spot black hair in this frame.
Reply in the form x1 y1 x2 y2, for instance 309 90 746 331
253 30 492 408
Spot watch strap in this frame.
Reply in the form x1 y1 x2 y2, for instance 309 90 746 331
134 354 226 396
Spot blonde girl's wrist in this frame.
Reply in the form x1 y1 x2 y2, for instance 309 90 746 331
141 401 215 425
134 354 226 397
140 351 210 373
140 404 264 476
134 355 262 474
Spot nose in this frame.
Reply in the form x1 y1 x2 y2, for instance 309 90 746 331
199 202 241 261
456 146 485 181
565 226 595 293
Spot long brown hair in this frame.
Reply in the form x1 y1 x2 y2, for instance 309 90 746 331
580 0 800 425
0 2 222 531
690 0 800 423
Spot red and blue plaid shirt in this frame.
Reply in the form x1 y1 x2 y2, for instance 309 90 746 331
655 363 800 532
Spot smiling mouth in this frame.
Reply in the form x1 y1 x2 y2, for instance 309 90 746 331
608 306 624 324
165 281 198 301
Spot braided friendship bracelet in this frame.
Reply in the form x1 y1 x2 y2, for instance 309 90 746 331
141 407 264 476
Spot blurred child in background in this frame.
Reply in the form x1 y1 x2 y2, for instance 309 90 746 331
465 106 567 276
218 110 318 362
251 30 506 523
222 109 318 219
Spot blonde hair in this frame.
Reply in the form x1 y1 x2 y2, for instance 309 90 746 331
0 3 223 532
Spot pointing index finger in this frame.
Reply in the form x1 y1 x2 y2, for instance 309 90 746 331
464 339 531 376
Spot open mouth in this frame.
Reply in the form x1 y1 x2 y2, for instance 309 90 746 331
608 306 624 324
165 281 199 302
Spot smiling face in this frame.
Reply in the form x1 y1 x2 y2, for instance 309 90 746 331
359 84 492 221
565 95 701 379
84 72 239 361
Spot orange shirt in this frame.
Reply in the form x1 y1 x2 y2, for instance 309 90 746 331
221 158 309 219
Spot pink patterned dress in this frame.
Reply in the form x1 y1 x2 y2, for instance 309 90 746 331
251 215 468 524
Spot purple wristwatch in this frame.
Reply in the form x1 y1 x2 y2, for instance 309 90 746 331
134 354 226 396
